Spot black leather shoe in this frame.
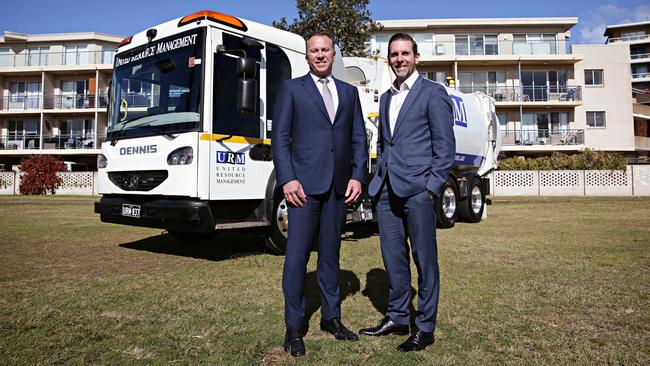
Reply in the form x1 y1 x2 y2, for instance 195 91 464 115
284 329 305 357
359 317 409 336
397 327 434 352
320 318 359 341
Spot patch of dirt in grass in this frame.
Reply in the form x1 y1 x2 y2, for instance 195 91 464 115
124 346 154 360
260 346 293 365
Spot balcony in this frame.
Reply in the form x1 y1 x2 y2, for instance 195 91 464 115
631 53 650 62
632 72 650 82
0 134 105 151
501 129 585 147
607 34 650 44
0 96 42 110
374 39 570 58
0 50 114 68
0 94 108 111
458 85 582 103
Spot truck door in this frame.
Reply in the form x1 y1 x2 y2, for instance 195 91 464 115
207 29 273 200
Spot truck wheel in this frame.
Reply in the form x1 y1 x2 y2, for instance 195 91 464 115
436 178 458 229
265 190 288 255
458 175 485 223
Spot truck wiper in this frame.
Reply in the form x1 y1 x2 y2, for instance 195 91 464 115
138 123 177 140
109 113 155 146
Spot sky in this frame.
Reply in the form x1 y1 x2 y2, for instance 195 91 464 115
2 0 650 44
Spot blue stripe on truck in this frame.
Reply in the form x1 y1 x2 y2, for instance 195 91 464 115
455 153 485 167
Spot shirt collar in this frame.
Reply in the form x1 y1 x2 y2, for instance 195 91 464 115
310 72 333 84
391 71 419 94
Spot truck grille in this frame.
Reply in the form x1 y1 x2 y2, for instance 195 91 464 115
108 170 168 191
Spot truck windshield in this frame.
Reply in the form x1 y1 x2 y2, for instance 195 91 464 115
108 28 205 138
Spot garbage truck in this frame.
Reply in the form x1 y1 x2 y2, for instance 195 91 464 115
94 10 501 254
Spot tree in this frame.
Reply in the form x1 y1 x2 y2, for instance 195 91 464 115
19 155 65 195
273 0 382 57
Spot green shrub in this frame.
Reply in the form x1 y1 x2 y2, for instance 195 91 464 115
498 149 627 171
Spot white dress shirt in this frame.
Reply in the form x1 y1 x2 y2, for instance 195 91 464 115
310 72 339 113
389 71 419 134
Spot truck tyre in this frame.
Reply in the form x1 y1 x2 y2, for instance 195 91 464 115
458 175 485 223
265 189 288 255
436 177 458 229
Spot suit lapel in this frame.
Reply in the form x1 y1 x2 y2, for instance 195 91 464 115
382 92 393 140
301 73 331 123
390 76 423 142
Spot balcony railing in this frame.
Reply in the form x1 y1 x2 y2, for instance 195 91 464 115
501 129 584 146
631 53 650 61
632 72 650 79
0 50 115 68
372 39 569 57
607 34 650 43
0 134 106 150
458 85 582 102
0 94 108 110
0 96 42 110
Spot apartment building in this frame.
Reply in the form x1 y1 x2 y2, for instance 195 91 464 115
369 18 639 158
604 21 650 157
0 31 121 170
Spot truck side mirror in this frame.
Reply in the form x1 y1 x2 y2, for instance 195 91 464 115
237 57 257 114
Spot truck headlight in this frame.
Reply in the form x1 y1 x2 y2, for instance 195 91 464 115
97 154 108 169
167 147 193 165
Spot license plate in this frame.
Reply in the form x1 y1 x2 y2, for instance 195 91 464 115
121 204 141 218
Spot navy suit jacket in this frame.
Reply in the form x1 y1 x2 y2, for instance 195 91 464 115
272 73 368 195
368 76 455 198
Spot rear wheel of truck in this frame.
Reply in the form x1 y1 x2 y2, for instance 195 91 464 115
436 177 458 229
458 175 485 223
265 190 289 255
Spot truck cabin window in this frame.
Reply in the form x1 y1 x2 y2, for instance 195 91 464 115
213 32 262 138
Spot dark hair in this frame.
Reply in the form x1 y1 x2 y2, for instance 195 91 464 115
306 31 335 50
387 33 418 55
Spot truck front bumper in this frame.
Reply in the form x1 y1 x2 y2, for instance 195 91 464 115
94 195 216 233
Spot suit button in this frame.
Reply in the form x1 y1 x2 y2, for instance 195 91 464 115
330 148 334 152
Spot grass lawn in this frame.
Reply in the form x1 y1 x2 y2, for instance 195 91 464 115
0 195 648 365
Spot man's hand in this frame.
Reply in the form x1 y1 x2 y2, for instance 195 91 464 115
344 179 362 204
283 180 307 207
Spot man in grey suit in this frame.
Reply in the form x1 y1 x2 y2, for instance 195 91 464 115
359 33 455 352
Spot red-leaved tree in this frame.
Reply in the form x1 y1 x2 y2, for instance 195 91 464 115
19 156 65 195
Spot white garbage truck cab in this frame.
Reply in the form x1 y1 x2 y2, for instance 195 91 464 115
95 10 310 239
95 10 501 254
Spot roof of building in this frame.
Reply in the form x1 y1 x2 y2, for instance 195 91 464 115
1 31 123 43
604 20 650 37
376 17 579 31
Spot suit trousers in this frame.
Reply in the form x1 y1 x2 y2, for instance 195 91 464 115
282 185 346 330
376 177 440 333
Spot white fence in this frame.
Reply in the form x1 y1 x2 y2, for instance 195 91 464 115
0 167 649 196
489 166 649 196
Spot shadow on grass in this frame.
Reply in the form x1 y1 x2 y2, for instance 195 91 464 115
302 269 360 334
119 231 266 262
342 222 378 241
362 268 417 322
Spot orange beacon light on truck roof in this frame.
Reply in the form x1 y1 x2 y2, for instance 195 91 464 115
178 10 248 31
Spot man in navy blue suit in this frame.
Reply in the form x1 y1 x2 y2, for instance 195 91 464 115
272 32 368 357
360 33 455 352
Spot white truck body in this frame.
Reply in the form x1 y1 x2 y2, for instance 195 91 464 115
95 10 500 251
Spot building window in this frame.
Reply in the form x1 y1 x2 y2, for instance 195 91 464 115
584 69 603 86
102 46 117 64
497 112 508 134
64 44 88 65
455 34 498 56
28 46 49 66
621 30 646 41
513 34 557 55
9 82 42 109
586 111 606 128
0 47 11 67
459 71 505 95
